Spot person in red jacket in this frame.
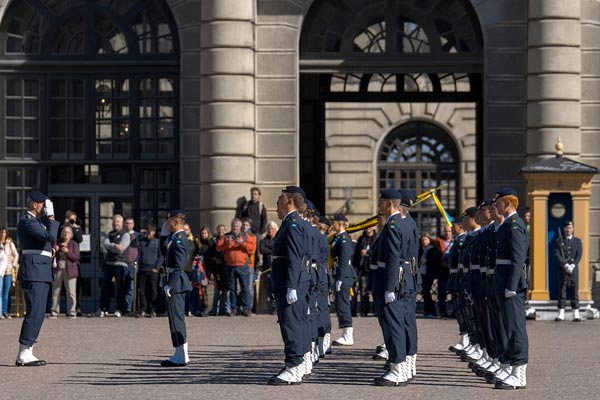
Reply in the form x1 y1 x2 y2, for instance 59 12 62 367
216 218 256 316
50 226 80 319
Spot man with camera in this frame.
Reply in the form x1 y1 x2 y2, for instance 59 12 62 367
15 191 59 366
216 218 256 316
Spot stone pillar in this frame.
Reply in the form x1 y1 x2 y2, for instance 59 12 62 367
200 0 255 228
527 0 581 160
572 190 592 301
529 190 550 300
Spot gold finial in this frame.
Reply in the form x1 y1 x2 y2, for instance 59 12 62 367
555 137 563 157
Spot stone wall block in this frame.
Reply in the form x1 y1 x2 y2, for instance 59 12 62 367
200 102 255 129
200 156 254 182
200 75 255 102
256 25 297 51
528 19 581 47
201 21 254 48
256 159 296 183
201 0 254 21
528 47 581 73
528 74 581 100
200 48 255 75
200 129 255 155
526 128 582 154
529 0 581 19
527 101 581 127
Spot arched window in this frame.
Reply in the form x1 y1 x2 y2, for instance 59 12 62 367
379 121 459 234
0 0 180 229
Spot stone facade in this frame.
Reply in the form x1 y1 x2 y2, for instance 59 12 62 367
0 0 598 262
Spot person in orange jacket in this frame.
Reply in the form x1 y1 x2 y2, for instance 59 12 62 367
216 218 256 316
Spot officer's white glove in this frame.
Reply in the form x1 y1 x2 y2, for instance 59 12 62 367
44 199 54 217
568 264 576 274
505 289 517 298
164 285 172 298
384 291 396 304
160 221 170 237
335 280 342 292
286 288 298 304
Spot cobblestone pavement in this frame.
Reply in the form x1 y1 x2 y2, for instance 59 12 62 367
0 314 598 400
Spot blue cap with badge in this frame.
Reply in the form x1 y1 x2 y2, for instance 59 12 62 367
283 186 306 198
399 189 416 207
331 214 348 222
168 209 186 219
493 187 518 202
319 216 331 226
379 188 402 200
29 190 48 203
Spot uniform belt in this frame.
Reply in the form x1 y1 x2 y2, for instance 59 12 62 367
22 249 52 257
449 268 458 273
377 262 386 269
370 264 378 270
458 263 465 270
272 256 288 260
471 264 480 270
496 259 511 265
480 266 488 273
487 268 495 276
166 268 177 274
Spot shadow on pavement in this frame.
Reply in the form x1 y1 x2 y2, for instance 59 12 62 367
58 347 491 387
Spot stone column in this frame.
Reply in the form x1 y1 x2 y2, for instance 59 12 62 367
572 190 592 301
200 0 255 228
529 190 550 300
527 0 581 160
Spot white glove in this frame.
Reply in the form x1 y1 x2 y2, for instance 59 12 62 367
505 289 517 298
335 280 342 292
164 285 172 298
384 291 396 304
568 264 576 274
44 199 54 217
286 288 298 304
160 221 170 237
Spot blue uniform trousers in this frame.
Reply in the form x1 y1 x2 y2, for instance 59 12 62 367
372 267 406 363
166 291 187 347
486 283 508 361
374 294 406 364
402 292 418 356
316 284 331 337
276 281 309 367
19 281 50 346
498 292 528 366
335 278 354 328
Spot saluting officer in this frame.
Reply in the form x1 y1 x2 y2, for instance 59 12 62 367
491 188 529 390
331 214 356 346
159 210 193 367
554 220 582 322
15 191 59 366
373 189 409 386
268 186 310 385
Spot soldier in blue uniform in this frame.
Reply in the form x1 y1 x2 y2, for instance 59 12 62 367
399 189 419 381
491 188 529 390
331 214 356 346
159 210 193 367
316 215 332 357
373 189 409 386
268 186 310 385
554 221 582 322
301 200 319 377
448 217 469 353
15 191 59 366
